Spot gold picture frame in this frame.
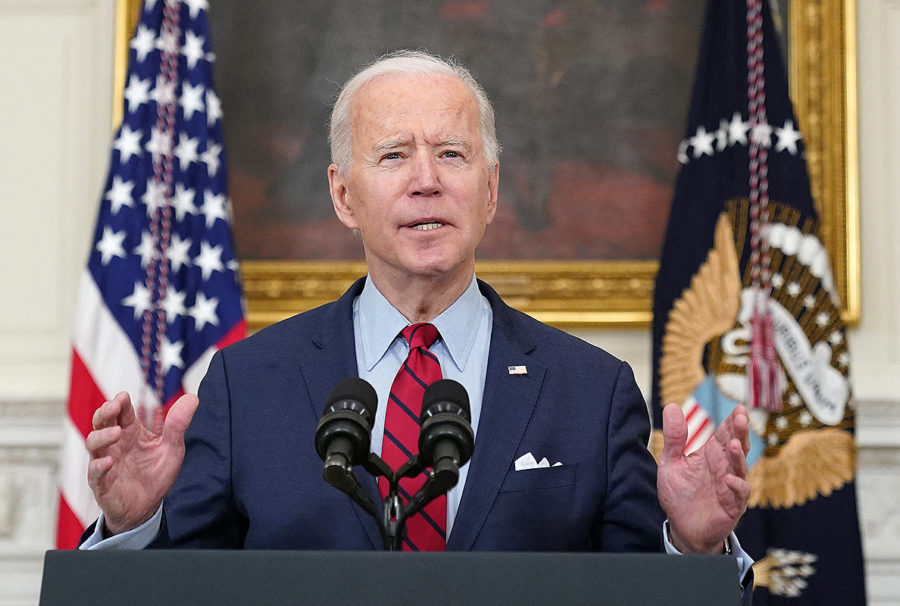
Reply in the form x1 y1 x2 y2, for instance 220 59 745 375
115 0 859 331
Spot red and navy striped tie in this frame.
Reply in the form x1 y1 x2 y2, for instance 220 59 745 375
379 323 446 551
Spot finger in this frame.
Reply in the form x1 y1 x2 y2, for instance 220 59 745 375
733 405 751 454
661 403 688 462
113 391 140 429
92 396 123 431
726 438 749 479
712 407 735 444
724 475 751 511
713 405 748 449
87 455 114 488
85 426 122 456
162 394 200 449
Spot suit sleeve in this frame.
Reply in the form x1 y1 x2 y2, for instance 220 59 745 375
152 349 248 548
591 361 665 552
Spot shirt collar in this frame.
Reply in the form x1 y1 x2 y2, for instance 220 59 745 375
356 275 485 373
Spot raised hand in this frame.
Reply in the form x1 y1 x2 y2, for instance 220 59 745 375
85 391 199 536
657 403 751 553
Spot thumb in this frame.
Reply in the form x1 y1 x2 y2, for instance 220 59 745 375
661 402 688 462
162 394 200 449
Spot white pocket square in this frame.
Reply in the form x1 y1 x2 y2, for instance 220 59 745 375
515 452 563 471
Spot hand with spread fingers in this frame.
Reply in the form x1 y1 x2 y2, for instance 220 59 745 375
85 391 199 536
656 403 751 554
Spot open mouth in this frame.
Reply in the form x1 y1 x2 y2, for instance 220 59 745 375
409 221 444 231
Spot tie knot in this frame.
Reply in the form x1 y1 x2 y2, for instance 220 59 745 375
402 323 439 350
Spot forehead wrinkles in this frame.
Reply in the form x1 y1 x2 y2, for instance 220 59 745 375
350 74 480 149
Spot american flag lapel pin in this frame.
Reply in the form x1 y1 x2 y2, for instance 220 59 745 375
507 365 527 375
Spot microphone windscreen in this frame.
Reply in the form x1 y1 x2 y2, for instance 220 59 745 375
325 377 378 417
422 379 470 418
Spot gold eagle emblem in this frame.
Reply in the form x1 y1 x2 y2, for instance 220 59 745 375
655 201 856 509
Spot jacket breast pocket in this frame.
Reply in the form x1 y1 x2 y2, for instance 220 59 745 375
498 464 577 493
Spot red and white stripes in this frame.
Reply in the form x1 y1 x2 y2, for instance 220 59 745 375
58 271 152 547
57 269 240 547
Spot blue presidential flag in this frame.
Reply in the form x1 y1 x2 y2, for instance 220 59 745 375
651 0 865 602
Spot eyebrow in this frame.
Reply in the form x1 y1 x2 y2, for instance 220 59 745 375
373 138 410 154
436 137 469 148
435 137 471 150
372 136 473 154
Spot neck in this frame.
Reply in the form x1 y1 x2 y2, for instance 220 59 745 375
369 265 474 324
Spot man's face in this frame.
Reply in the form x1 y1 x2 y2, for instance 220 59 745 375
329 73 499 285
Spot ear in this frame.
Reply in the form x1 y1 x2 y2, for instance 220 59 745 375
328 163 359 230
485 162 500 224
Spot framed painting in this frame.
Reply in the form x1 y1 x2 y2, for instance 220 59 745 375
114 0 859 330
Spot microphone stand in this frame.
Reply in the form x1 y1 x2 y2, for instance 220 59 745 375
320 379 473 550
333 453 458 551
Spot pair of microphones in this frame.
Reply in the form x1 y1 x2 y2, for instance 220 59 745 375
313 377 475 550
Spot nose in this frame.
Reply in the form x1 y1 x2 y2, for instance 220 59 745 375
410 153 440 197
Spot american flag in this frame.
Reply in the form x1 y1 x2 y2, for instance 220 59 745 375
57 0 245 548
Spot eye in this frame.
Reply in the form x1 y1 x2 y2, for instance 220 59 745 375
441 150 462 159
381 152 402 161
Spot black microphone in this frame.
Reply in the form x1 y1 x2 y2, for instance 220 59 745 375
418 379 475 494
315 378 378 492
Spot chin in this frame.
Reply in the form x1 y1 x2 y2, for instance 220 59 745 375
403 253 467 279
407 261 454 277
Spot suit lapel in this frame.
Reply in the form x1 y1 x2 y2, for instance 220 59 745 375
304 278 383 549
447 283 546 551
303 279 362 418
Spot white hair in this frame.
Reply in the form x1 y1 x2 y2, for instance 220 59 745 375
329 49 500 174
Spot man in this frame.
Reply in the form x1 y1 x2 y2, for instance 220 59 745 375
84 50 751 585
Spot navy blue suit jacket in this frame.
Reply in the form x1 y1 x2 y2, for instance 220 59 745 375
155 278 664 552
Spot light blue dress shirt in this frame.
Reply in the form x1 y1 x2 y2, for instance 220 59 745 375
353 275 492 538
